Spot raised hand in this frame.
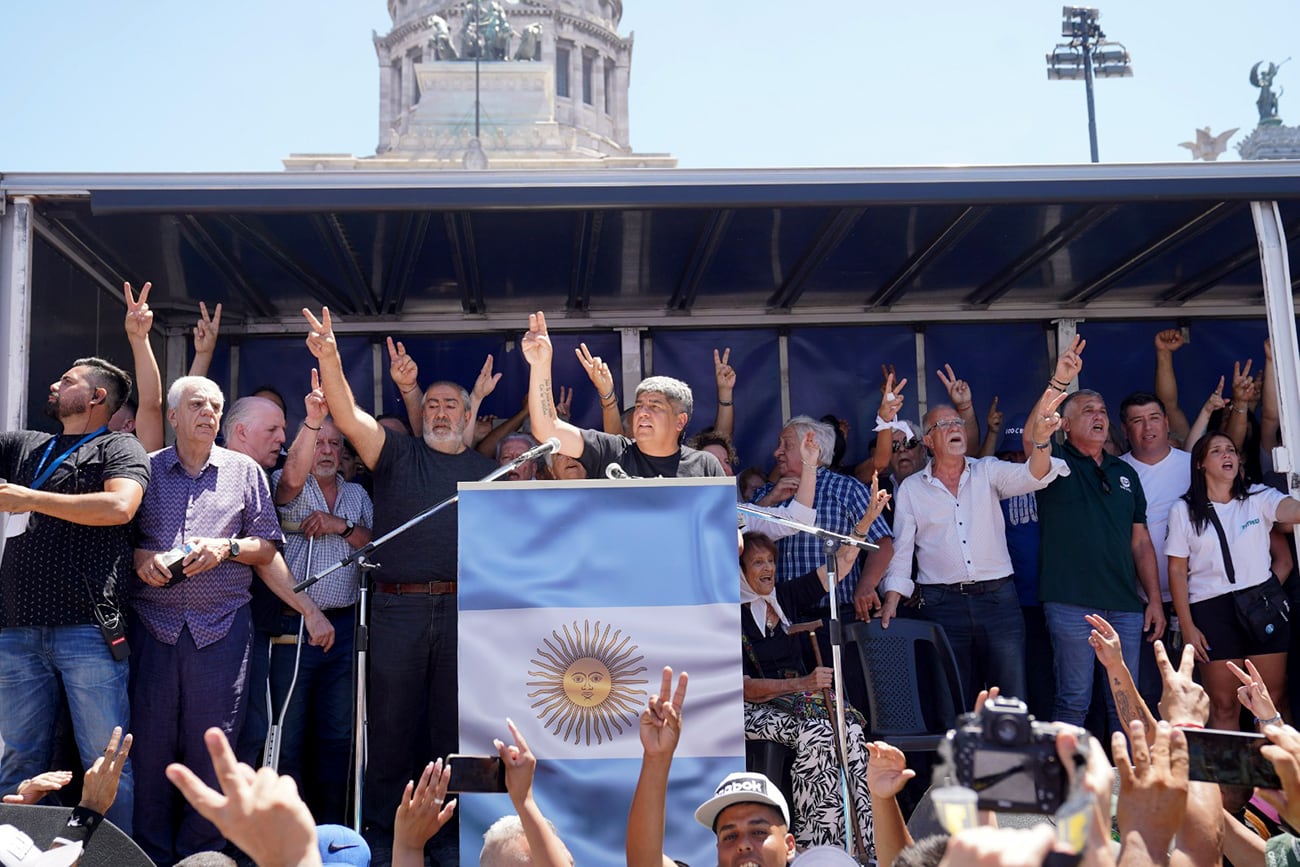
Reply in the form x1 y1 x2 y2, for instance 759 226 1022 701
639 666 687 758
471 354 502 402
302 308 338 361
864 471 891 527
1154 329 1184 353
877 369 908 421
166 728 320 867
1113 720 1189 855
394 758 456 856
798 429 820 470
495 718 538 807
387 337 419 392
80 725 132 815
1228 658 1279 723
1028 388 1069 443
194 301 222 356
714 348 736 394
986 396 1003 435
865 741 915 800
522 311 554 368
1232 359 1257 405
304 368 328 426
123 282 153 340
575 342 614 397
1085 613 1124 670
1155 640 1209 728
1202 376 1227 416
1053 335 1087 385
555 385 573 421
936 364 972 410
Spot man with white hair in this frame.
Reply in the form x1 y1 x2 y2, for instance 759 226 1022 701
751 416 893 618
521 312 725 479
130 375 282 863
496 433 542 482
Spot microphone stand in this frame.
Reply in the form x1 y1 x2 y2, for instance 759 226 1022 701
736 505 875 861
287 441 558 830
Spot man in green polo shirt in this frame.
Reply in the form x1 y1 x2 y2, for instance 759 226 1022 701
1024 336 1164 730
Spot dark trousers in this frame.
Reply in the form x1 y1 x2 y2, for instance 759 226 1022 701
130 610 252 866
235 630 273 767
269 607 356 825
363 592 458 841
916 580 1027 703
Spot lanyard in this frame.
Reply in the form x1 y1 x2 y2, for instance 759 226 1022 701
31 426 108 491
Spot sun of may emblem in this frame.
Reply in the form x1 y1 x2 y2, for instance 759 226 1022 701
527 619 649 746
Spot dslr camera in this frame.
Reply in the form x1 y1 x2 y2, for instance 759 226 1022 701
942 696 1081 814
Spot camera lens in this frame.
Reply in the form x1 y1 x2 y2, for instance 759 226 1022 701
993 715 1020 745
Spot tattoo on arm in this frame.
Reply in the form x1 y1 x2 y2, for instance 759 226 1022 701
1111 677 1138 726
539 378 556 420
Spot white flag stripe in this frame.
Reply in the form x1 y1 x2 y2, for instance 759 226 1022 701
460 603 743 762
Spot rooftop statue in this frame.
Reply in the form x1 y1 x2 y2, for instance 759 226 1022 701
1250 59 1288 126
461 1 515 61
426 14 458 60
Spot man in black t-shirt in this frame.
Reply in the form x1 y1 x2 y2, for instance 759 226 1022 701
522 311 726 479
303 309 495 861
0 357 148 835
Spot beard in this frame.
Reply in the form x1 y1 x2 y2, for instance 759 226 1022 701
43 393 87 421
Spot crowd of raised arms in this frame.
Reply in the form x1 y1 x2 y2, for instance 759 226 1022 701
2 282 1300 867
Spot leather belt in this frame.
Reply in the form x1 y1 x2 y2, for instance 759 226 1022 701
376 581 458 596
948 576 1012 596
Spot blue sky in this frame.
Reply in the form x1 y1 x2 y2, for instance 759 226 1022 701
1 0 1297 171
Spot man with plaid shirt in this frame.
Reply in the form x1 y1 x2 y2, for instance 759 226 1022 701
750 416 893 620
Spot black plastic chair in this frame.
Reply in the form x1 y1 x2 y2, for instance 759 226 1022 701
844 618 966 752
745 739 794 801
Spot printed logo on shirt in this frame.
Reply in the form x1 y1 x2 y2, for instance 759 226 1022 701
1242 517 1261 532
1119 476 1132 493
1005 493 1038 526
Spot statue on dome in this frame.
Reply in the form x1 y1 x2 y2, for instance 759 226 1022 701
1250 59 1288 126
426 14 459 60
515 22 543 61
460 1 514 61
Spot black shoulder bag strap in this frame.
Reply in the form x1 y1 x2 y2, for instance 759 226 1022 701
1205 503 1236 585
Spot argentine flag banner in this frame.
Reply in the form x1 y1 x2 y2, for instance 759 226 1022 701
458 477 744 867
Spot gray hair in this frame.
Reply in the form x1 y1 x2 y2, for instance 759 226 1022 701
480 814 573 866
166 376 224 412
221 396 283 440
636 376 694 421
496 432 539 463
784 415 836 467
427 380 471 406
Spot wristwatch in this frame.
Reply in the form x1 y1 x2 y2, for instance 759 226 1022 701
227 538 241 560
342 519 356 538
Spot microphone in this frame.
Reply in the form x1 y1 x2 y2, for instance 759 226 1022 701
509 436 561 469
605 462 632 480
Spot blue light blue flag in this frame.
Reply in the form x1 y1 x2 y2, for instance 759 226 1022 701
457 478 744 867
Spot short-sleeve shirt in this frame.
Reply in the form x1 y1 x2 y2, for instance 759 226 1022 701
133 445 284 648
1036 441 1148 611
271 470 374 610
0 430 149 627
370 433 496 584
1165 486 1287 603
1119 447 1191 602
578 429 726 479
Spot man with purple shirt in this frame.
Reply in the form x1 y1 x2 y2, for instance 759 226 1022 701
130 376 282 865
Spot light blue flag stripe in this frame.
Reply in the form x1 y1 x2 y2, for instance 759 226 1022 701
458 478 740 611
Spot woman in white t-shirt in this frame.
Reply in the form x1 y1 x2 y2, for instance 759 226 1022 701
1167 432 1300 730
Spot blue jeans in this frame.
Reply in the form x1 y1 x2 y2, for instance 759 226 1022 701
268 607 356 825
917 579 1027 703
1043 602 1142 730
0 625 133 833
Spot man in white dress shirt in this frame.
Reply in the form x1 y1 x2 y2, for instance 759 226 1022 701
878 395 1069 701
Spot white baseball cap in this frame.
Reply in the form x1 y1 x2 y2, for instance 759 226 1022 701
693 772 790 831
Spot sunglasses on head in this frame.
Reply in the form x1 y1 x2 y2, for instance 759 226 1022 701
1093 465 1112 495
892 436 921 453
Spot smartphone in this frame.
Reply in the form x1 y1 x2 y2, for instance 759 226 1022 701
1183 727 1281 789
447 754 506 793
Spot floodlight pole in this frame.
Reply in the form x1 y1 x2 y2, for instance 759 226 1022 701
474 0 482 138
1083 37 1099 163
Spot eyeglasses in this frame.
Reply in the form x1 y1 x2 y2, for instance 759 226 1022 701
924 418 965 435
892 437 921 453
1093 465 1112 495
